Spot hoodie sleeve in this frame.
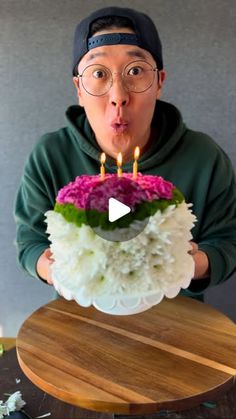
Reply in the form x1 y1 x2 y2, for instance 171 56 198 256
14 137 56 280
186 147 236 296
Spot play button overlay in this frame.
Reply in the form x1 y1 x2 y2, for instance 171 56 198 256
109 198 131 222
85 176 149 242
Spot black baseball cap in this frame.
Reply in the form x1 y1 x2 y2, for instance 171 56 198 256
72 6 163 75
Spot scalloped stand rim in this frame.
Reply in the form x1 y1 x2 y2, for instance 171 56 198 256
53 280 190 315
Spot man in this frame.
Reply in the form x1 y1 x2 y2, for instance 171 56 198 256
14 7 236 301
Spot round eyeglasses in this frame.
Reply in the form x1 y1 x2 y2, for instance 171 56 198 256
76 60 159 96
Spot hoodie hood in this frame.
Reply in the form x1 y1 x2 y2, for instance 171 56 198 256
65 100 187 173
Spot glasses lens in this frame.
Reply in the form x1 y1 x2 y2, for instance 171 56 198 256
81 65 112 96
124 61 156 93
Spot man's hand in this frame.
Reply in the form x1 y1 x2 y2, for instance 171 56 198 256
189 241 210 279
36 248 54 285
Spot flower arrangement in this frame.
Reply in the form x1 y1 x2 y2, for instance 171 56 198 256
45 174 196 309
54 173 184 231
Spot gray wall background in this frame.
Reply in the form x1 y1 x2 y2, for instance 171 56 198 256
0 0 235 336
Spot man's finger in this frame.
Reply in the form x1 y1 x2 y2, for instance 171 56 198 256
189 241 198 255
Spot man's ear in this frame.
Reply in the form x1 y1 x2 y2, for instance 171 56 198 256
156 69 166 100
73 77 84 106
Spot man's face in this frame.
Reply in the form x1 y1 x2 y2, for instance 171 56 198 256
73 28 166 162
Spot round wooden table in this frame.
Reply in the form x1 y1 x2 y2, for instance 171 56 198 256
16 296 236 415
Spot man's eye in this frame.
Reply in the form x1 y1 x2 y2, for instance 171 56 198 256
128 67 142 76
93 70 106 79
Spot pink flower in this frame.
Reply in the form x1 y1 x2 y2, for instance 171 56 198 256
57 173 174 211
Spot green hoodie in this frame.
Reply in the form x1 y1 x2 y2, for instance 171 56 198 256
14 100 236 300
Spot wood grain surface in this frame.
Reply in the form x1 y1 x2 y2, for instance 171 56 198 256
16 296 236 415
1 347 236 418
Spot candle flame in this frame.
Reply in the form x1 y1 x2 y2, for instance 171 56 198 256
134 146 140 160
100 152 106 164
117 152 122 167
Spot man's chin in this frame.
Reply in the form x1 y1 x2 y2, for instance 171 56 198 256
110 142 132 159
96 133 133 159
111 133 131 148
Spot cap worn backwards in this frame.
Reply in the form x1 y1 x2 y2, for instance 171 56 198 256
72 6 163 75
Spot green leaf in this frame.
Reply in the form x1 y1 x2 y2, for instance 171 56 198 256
54 187 185 230
201 402 217 409
0 343 5 356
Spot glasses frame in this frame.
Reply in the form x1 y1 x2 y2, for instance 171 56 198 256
76 60 159 97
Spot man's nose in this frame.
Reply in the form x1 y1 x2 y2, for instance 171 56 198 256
109 77 129 107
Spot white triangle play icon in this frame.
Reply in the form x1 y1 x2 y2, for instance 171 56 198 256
108 198 131 222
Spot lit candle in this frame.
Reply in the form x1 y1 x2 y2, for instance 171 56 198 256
117 152 123 177
133 146 140 179
100 152 106 180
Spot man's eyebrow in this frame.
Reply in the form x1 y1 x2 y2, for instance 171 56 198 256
85 49 148 63
85 52 107 62
126 50 148 60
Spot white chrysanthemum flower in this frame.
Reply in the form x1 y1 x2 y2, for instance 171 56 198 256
0 401 8 418
0 391 26 418
6 391 26 412
45 202 196 306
